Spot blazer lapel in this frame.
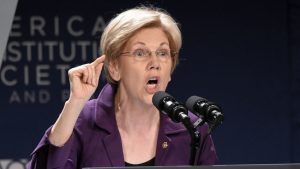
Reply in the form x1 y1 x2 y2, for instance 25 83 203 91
155 113 187 165
94 84 125 166
103 132 125 166
155 127 172 165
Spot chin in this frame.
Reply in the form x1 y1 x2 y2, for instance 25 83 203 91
144 95 154 106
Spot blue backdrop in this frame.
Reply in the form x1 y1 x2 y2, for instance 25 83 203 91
0 0 299 166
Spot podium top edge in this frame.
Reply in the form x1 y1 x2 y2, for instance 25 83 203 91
83 163 300 169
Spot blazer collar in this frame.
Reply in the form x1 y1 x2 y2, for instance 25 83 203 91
94 83 117 134
93 83 187 166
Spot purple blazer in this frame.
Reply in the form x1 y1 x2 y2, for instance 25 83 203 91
27 84 218 169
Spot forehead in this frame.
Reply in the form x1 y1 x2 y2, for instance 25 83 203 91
125 27 170 49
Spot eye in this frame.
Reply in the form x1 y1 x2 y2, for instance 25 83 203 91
133 49 147 57
156 49 170 58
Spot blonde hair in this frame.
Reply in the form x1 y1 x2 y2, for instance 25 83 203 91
100 6 182 84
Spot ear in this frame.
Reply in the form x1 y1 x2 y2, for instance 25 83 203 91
108 61 121 81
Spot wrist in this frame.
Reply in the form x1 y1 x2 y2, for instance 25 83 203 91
66 97 87 107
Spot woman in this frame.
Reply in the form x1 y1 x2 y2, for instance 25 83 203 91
27 6 218 169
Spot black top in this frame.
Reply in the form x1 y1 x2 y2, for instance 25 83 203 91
125 157 155 166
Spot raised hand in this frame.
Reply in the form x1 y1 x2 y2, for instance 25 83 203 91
68 55 106 102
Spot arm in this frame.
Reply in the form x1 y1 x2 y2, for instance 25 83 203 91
49 55 105 146
27 126 82 169
27 56 106 169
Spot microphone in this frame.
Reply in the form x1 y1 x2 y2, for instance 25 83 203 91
152 91 189 123
153 92 201 165
186 96 224 127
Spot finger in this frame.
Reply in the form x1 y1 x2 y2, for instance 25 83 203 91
82 65 89 84
91 55 106 67
89 64 96 86
92 64 97 86
94 55 106 78
87 64 93 85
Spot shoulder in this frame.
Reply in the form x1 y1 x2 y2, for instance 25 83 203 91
76 83 117 129
71 99 100 143
76 99 98 128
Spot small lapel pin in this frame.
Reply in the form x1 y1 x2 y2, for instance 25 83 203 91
162 142 168 149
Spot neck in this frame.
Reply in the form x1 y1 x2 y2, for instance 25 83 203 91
115 91 160 134
116 103 160 133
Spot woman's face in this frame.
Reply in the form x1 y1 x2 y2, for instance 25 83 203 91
110 27 173 106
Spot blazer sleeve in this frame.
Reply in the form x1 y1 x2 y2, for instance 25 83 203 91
26 127 82 169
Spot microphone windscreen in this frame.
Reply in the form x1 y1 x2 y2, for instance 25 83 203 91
152 91 170 109
185 96 207 112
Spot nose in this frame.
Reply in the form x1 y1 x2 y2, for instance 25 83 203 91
148 52 160 70
149 64 160 70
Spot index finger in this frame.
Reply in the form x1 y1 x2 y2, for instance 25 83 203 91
91 55 106 66
93 55 106 81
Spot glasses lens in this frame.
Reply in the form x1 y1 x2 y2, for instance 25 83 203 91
123 48 174 61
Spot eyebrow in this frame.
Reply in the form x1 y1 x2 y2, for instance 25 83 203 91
133 42 169 47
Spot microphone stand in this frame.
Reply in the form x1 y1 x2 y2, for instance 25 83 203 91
191 116 223 164
179 113 201 165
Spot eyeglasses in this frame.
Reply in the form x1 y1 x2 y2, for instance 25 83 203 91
120 48 177 62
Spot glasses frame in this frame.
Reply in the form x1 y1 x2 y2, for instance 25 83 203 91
120 48 178 62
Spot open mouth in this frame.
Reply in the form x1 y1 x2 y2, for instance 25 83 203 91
147 78 158 85
146 77 159 94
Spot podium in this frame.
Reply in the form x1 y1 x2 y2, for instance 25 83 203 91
83 163 300 169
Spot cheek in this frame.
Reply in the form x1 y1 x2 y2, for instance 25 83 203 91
162 67 172 83
120 64 143 81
